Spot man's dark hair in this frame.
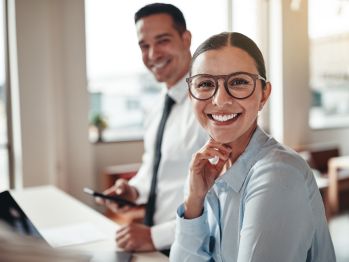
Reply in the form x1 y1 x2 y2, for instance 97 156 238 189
134 3 187 34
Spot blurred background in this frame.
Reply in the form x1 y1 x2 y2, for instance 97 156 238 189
0 0 349 260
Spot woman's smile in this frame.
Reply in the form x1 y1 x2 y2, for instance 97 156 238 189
207 112 241 125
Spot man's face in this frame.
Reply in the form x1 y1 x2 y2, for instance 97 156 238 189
136 13 191 88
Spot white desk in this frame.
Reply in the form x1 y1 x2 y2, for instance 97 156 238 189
11 185 168 262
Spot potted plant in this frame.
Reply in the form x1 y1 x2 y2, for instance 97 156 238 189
90 113 108 142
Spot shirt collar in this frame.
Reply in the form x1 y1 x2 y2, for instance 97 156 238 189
218 126 272 192
163 74 189 104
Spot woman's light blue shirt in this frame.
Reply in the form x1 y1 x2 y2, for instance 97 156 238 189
170 127 336 262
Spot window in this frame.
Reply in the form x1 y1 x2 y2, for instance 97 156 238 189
309 0 349 129
85 0 228 142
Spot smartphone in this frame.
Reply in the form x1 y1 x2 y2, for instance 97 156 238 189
83 187 138 207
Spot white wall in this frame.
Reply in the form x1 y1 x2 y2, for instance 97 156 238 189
269 0 310 147
14 0 57 187
281 0 311 147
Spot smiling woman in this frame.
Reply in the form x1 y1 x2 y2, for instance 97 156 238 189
170 32 336 262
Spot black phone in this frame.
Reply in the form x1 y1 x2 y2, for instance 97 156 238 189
83 187 138 207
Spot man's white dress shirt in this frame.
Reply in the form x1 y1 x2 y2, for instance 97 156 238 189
129 75 207 249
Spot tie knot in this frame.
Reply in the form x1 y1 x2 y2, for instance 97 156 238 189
164 94 175 110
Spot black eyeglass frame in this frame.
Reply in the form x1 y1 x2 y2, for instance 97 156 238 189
186 71 266 101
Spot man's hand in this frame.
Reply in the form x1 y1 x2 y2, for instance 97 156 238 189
116 223 155 252
95 179 138 213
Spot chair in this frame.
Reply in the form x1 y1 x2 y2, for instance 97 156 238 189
297 145 349 220
296 145 339 219
309 147 340 174
327 156 349 218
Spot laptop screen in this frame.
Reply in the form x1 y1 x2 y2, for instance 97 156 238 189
0 190 45 240
0 190 133 262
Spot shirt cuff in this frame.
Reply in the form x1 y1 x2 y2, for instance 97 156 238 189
176 203 208 238
128 178 148 204
150 220 176 250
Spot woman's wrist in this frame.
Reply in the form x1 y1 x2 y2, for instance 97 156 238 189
184 194 205 219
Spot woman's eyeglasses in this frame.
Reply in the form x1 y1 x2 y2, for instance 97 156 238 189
186 71 266 101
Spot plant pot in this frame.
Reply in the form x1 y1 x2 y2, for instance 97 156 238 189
97 127 104 142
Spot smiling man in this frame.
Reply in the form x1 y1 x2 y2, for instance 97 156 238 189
96 3 207 255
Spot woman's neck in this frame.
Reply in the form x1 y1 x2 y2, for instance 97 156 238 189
226 122 258 166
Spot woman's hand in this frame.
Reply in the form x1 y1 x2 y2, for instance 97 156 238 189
184 139 232 219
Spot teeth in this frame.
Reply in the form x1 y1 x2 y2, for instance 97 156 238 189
153 60 168 69
211 113 238 122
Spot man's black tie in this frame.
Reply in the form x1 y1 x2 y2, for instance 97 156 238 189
144 94 175 227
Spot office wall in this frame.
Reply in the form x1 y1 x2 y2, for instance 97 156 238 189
281 0 311 147
14 0 62 187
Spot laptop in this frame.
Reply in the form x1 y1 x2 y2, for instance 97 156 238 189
0 190 132 262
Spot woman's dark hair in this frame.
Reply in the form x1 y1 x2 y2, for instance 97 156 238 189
134 3 187 35
191 32 267 87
